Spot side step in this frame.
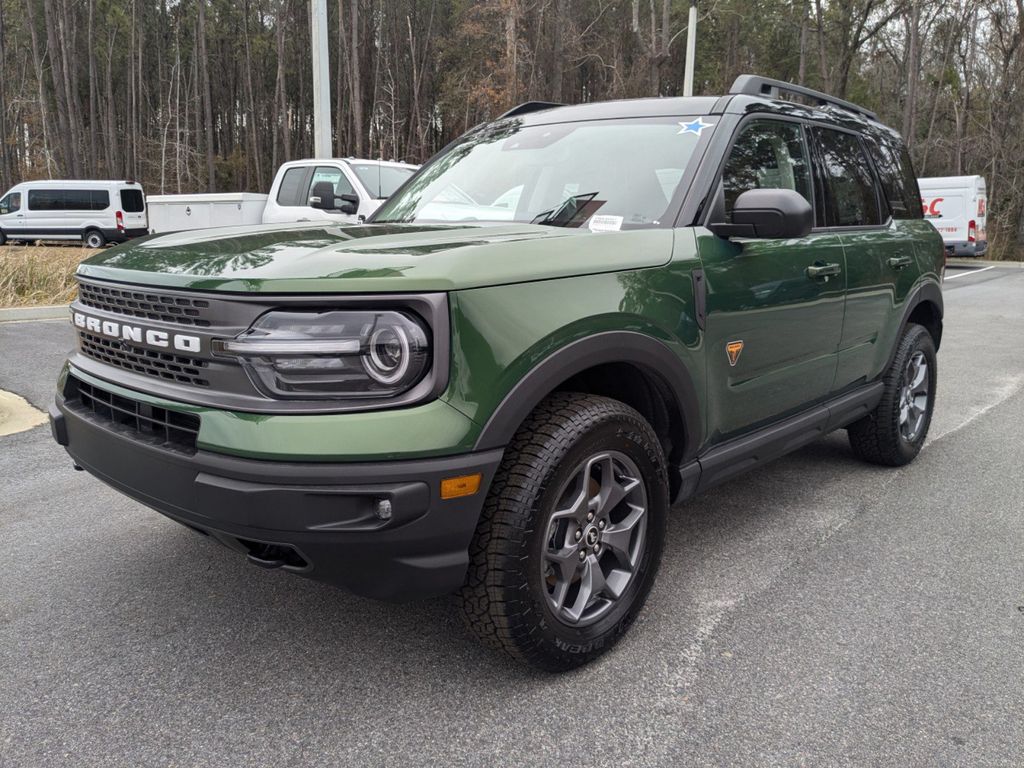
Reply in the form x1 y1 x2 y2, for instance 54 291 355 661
674 381 884 502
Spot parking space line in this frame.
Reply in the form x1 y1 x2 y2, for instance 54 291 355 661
945 265 995 280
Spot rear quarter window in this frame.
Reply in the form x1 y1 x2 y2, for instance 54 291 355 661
276 167 309 206
866 136 923 220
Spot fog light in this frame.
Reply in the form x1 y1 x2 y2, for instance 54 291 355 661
375 499 393 521
441 473 482 500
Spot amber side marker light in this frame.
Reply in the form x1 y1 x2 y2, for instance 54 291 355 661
441 473 482 500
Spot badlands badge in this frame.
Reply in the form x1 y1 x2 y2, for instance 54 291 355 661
726 340 744 367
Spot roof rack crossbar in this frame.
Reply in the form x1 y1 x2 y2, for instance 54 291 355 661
499 101 565 119
729 75 877 121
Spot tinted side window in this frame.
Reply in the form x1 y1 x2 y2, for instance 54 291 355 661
28 189 60 210
721 120 813 221
865 137 922 220
813 128 882 227
894 143 923 219
120 189 144 212
276 167 309 206
66 190 88 210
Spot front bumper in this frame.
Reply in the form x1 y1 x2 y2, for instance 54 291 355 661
51 387 503 601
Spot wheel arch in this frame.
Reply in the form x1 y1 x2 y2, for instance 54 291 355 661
900 280 943 348
473 331 701 475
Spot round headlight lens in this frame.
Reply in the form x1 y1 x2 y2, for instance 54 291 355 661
364 325 411 384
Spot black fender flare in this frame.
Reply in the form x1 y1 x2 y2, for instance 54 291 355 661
888 279 944 363
473 331 701 460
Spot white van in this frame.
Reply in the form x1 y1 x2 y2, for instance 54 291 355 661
0 180 147 248
262 158 417 224
918 175 987 257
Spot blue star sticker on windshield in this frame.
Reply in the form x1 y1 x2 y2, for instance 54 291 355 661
678 117 715 136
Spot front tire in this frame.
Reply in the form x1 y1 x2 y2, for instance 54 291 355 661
84 230 105 249
459 393 668 671
848 323 937 466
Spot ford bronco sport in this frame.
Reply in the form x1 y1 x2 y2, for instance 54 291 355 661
50 76 943 671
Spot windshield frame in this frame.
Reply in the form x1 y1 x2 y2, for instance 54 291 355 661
369 114 718 229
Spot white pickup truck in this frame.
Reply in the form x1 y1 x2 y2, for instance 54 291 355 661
148 158 418 234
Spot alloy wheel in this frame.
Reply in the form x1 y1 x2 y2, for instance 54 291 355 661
540 451 648 627
899 350 929 442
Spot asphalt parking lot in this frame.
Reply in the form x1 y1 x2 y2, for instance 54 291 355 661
1 264 1022 767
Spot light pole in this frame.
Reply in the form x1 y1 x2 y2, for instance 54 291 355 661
310 0 332 158
683 0 697 97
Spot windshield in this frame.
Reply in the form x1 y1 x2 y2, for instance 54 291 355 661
350 164 416 199
373 117 707 228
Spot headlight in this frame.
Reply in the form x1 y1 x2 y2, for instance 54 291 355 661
214 310 431 399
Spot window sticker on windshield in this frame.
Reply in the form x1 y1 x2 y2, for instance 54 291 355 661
678 117 715 136
589 215 623 232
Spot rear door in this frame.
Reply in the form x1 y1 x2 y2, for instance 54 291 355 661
815 129 920 390
922 188 965 244
119 188 147 232
700 118 846 441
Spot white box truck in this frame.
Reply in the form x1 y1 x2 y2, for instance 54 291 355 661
918 175 987 257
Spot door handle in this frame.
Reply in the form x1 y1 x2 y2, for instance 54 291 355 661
806 262 841 278
297 218 311 222
888 255 913 270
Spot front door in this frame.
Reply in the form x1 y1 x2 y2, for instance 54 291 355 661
699 118 846 443
303 165 361 224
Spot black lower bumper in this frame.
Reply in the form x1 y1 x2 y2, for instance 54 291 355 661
51 394 503 601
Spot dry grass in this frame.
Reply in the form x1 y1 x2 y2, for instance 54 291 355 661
0 244 90 307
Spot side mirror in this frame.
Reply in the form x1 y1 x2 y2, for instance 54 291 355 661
709 189 813 240
339 193 359 215
309 181 337 211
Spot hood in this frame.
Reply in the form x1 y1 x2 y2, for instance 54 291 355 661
76 222 673 293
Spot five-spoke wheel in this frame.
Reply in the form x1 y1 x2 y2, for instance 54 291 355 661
542 451 648 627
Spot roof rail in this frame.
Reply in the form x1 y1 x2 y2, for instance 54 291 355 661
729 75 877 121
499 101 565 119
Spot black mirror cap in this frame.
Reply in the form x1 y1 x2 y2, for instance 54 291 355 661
713 188 813 239
309 181 337 210
339 193 359 215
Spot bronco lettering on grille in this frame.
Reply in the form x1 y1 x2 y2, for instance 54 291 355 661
73 312 202 353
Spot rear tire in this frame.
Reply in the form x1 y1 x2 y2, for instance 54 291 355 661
83 230 105 249
0 230 7 246
459 393 668 672
848 323 937 466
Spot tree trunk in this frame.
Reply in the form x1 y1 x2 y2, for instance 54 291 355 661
198 0 216 191
350 0 364 156
243 0 262 190
901 1 920 144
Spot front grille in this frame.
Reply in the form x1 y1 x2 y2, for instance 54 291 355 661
78 330 210 387
78 280 212 327
65 376 200 455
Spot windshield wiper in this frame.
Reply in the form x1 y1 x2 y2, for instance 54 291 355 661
530 192 602 227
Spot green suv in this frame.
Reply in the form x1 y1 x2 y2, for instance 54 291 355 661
50 76 943 671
